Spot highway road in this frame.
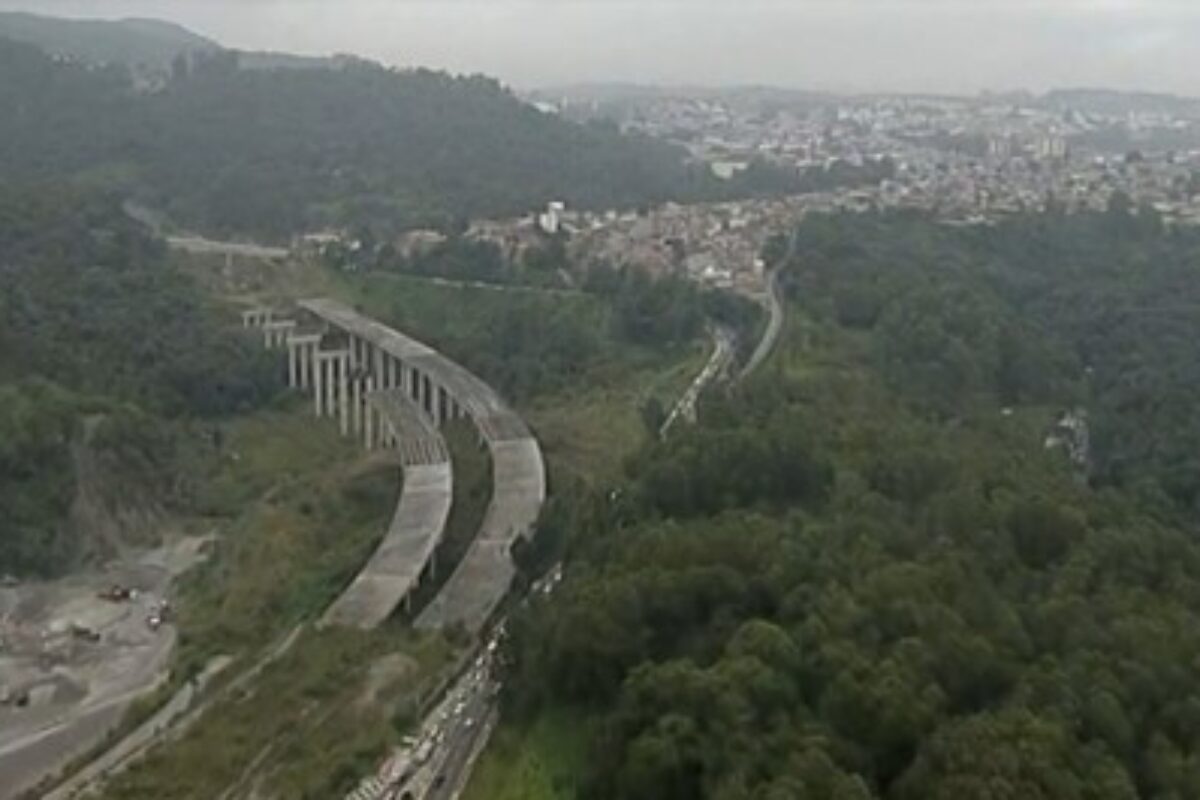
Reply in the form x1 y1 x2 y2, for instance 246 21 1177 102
739 267 784 381
422 276 582 298
43 625 302 800
344 632 502 800
42 656 233 800
166 235 289 260
346 570 565 800
660 324 737 437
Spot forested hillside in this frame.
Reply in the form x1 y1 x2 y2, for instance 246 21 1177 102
0 11 217 73
0 36 718 240
0 183 279 577
497 208 1200 799
786 206 1200 513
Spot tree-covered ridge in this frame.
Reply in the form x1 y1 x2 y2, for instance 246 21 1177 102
0 37 723 239
0 11 217 73
0 183 279 577
787 208 1200 513
0 183 279 415
499 212 1200 799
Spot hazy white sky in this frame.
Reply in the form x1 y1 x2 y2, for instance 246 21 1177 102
2 1 1198 95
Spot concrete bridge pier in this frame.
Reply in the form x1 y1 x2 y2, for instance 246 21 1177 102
314 350 349 424
287 338 298 387
363 379 376 450
374 348 385 392
431 384 444 427
415 372 428 416
241 308 273 328
324 356 336 418
351 372 363 435
262 320 296 349
287 334 322 391
336 352 350 436
313 348 326 417
400 363 412 399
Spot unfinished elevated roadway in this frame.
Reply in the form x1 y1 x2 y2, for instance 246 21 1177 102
321 390 453 629
272 298 546 634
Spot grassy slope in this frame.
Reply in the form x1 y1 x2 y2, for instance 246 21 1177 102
103 627 453 799
463 708 589 800
527 344 705 488
94 398 427 798
172 401 398 672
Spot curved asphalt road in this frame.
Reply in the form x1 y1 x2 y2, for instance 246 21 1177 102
739 268 784 381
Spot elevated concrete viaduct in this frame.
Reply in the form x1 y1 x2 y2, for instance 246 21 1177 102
243 299 545 633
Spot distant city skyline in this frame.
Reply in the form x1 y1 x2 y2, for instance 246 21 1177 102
1 1 1198 97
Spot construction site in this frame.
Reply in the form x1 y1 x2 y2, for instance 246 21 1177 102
0 536 209 800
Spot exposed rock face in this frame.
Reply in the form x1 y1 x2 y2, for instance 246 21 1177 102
66 416 167 570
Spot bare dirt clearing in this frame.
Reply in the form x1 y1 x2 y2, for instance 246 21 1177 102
0 535 209 799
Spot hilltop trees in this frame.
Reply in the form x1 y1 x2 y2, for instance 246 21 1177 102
0 38 717 240
786 209 1200 511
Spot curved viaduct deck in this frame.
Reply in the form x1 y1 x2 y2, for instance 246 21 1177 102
415 436 543 632
294 298 545 634
321 391 452 629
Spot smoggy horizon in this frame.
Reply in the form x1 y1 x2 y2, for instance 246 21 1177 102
0 1 1197 97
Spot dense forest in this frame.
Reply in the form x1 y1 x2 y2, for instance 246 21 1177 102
500 208 1200 799
785 206 1200 514
0 183 278 577
0 37 723 240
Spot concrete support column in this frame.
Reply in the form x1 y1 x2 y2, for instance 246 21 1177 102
363 379 375 450
338 353 350 436
431 384 442 426
324 356 337 418
352 372 363 435
241 308 272 328
286 341 298 388
262 320 295 350
313 351 325 417
386 357 397 391
374 346 385 389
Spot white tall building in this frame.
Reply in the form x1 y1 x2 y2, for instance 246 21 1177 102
538 201 566 234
